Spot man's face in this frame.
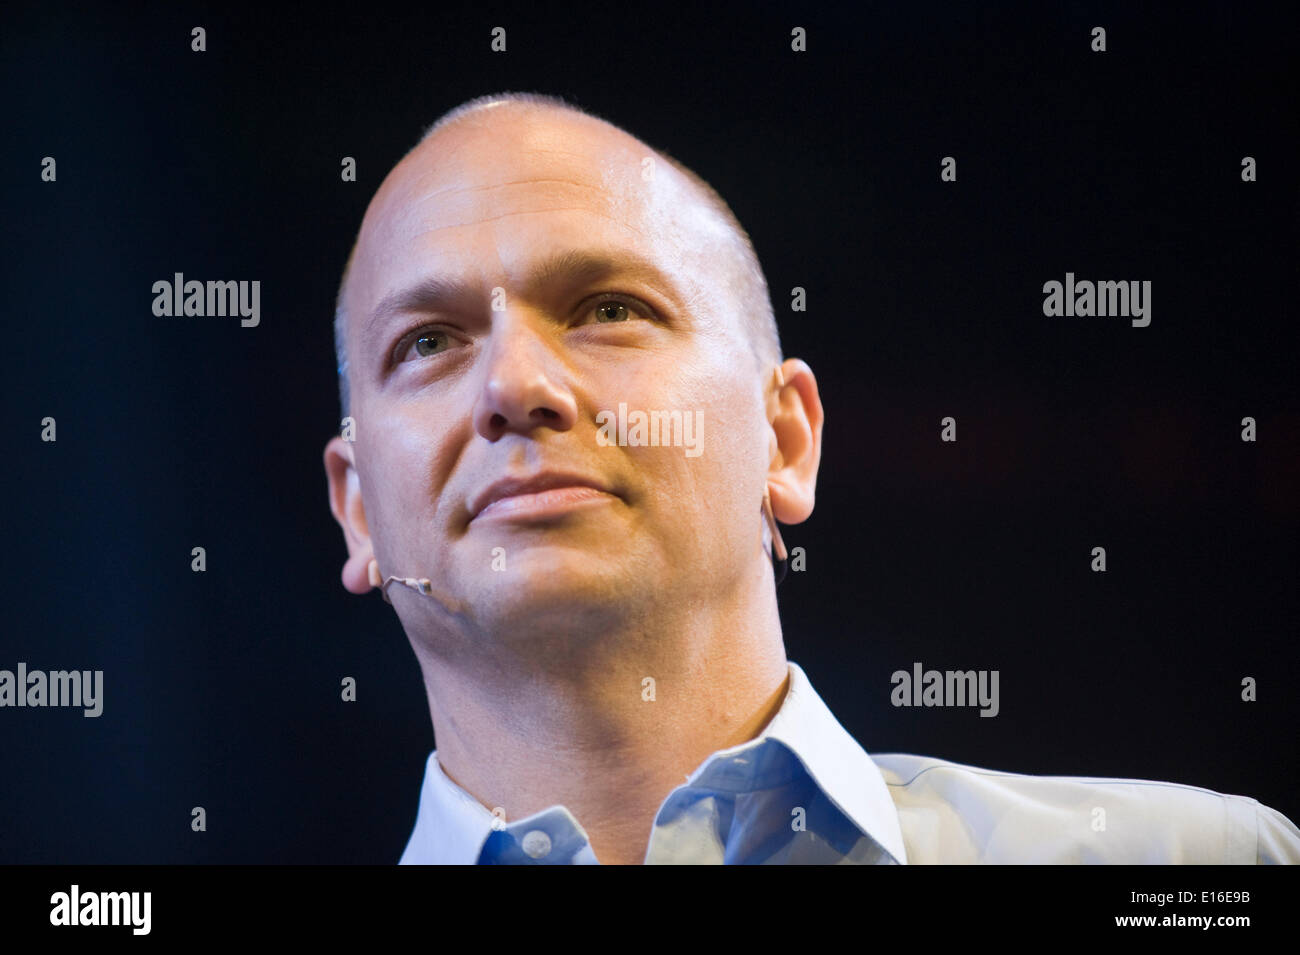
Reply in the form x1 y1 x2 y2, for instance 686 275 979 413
331 106 775 639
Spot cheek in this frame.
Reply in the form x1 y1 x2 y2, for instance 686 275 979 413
688 368 768 468
357 414 446 533
611 374 766 527
690 381 771 528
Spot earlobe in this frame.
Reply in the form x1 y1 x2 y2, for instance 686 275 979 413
340 546 377 595
324 435 378 595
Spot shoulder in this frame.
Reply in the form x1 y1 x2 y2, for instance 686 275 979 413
870 752 1300 864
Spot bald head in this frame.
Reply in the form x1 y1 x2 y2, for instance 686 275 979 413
332 92 780 416
323 89 823 635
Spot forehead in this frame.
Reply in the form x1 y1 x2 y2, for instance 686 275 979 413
345 107 735 323
374 110 652 240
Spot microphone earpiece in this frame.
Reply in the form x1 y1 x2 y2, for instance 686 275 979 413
762 488 789 586
366 558 467 615
364 488 787 609
381 575 437 604
765 365 789 586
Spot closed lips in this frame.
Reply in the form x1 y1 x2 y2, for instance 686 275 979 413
470 473 612 519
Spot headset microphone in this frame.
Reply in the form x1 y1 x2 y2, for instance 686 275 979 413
763 487 789 586
369 501 787 603
759 366 790 587
367 558 468 614
765 363 790 586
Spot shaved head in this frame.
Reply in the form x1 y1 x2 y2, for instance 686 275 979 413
332 92 780 416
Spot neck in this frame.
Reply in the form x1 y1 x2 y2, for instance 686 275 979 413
411 564 789 865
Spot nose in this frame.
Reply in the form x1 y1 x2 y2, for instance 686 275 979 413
472 310 578 441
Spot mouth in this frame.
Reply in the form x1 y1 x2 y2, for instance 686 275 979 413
470 473 617 524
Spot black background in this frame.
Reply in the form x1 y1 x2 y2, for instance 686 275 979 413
3 1 1296 862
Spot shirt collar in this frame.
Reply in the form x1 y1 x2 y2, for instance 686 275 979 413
399 660 908 864
755 660 908 863
399 748 499 865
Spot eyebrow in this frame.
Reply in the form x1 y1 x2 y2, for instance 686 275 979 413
361 248 682 348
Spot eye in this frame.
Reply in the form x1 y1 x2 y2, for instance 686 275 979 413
594 301 631 323
581 294 651 326
398 328 456 362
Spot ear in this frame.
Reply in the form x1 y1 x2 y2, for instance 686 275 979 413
324 435 377 594
765 358 824 525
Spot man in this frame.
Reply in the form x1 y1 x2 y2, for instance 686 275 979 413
324 92 1299 864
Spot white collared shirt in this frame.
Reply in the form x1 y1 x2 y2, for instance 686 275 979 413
399 661 1300 864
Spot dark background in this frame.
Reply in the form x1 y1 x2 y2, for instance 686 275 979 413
3 1 1296 862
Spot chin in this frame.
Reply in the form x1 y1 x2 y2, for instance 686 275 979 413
467 562 644 635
